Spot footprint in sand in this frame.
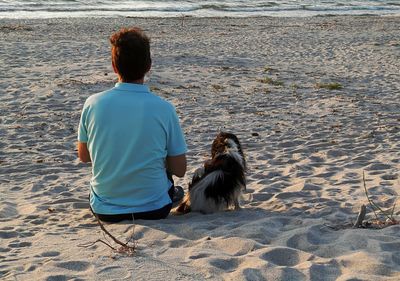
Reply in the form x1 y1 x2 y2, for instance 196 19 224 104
392 252 400 266
326 149 347 158
286 225 338 251
0 201 18 218
381 173 398 181
45 275 71 281
23 215 46 226
260 247 308 267
8 241 32 248
25 215 40 220
168 239 188 248
242 268 265 280
30 218 46 225
275 191 312 200
270 267 306 281
301 183 322 191
188 252 210 260
31 183 45 192
209 257 239 271
380 242 400 252
366 162 392 171
55 261 91 272
96 265 124 275
0 230 19 239
10 186 23 191
39 251 60 257
252 193 273 202
72 202 90 209
0 247 11 253
309 260 341 281
42 175 59 181
24 263 37 272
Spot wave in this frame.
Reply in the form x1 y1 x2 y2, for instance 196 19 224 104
1 0 400 18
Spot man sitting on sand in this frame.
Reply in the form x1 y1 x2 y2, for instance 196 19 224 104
77 27 187 222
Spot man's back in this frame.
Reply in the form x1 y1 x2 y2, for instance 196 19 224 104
78 82 187 215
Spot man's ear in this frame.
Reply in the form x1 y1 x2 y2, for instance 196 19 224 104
112 60 118 74
146 59 152 73
112 60 123 82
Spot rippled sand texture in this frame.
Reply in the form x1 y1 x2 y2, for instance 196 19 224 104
0 16 399 280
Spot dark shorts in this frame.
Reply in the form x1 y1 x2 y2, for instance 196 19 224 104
92 185 184 223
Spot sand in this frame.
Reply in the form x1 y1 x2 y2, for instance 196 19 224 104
0 16 399 280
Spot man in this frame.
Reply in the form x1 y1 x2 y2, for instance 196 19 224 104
77 27 187 222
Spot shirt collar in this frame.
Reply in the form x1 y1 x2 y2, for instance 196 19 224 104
114 82 150 93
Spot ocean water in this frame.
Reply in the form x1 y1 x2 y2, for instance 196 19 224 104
1 0 400 19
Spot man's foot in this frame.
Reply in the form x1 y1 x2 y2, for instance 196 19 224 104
172 186 184 207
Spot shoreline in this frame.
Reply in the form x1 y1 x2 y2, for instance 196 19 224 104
1 13 400 21
1 16 400 280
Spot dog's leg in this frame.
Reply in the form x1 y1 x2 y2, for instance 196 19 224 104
173 195 191 214
234 199 241 210
233 188 243 211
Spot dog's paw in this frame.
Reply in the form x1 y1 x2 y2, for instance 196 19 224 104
234 202 242 211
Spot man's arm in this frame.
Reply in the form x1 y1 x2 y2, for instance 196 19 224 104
77 142 91 163
166 154 186 178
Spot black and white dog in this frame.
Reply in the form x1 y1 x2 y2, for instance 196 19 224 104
175 132 246 214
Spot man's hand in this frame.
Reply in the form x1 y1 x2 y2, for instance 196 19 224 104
77 142 91 163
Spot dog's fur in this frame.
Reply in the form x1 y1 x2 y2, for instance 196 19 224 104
175 132 246 214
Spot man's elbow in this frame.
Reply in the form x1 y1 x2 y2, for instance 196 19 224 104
79 155 91 163
78 152 91 163
77 142 91 163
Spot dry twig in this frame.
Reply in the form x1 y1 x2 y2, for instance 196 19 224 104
329 172 398 230
362 171 396 223
355 171 399 229
78 214 136 256
353 204 366 228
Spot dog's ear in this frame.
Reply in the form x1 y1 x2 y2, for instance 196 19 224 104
211 138 224 158
225 133 246 169
211 132 231 158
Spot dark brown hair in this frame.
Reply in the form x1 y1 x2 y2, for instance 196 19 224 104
110 27 151 82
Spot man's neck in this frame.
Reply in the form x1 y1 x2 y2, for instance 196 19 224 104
119 77 145 84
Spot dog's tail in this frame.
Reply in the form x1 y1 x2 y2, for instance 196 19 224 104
173 195 191 215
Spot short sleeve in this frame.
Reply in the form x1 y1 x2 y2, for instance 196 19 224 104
78 106 88 143
167 107 187 156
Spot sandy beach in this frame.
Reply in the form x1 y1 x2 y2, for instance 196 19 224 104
1 16 400 280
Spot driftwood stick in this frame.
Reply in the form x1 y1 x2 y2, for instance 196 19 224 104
353 204 367 228
78 213 136 256
362 171 396 223
93 214 136 251
390 202 396 220
78 239 117 250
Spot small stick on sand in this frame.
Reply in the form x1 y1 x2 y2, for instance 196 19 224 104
362 171 396 223
353 204 366 228
78 214 136 256
362 171 379 220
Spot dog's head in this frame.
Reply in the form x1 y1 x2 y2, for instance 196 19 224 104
210 132 246 170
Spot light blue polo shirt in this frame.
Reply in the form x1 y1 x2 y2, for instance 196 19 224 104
78 82 187 215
